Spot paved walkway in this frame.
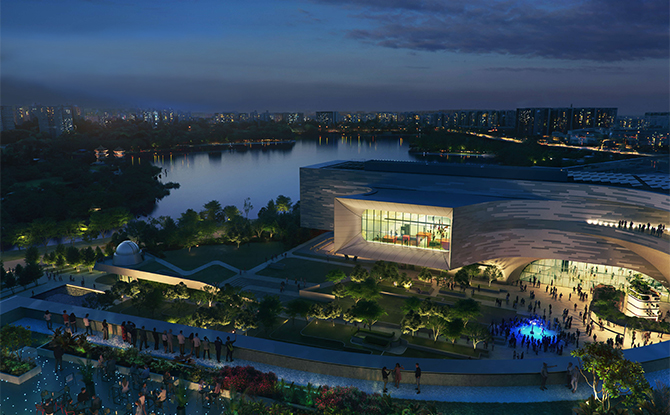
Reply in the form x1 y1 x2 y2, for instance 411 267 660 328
9 316 670 409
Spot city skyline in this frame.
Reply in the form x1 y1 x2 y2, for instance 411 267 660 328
2 0 669 116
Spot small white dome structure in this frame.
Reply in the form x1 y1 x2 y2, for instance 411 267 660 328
113 240 143 266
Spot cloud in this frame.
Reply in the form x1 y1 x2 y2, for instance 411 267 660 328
483 66 627 73
314 0 670 61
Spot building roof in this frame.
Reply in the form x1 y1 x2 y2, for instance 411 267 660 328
340 188 522 208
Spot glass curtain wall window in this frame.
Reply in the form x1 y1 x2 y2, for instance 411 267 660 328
361 210 451 251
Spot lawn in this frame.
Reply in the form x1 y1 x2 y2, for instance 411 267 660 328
137 260 236 286
267 320 345 350
338 294 407 325
157 242 286 271
256 258 353 283
403 335 483 358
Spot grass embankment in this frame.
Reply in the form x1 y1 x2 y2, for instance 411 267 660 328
257 258 353 283
155 242 287 272
136 260 236 286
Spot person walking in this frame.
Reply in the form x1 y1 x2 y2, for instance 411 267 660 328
44 310 53 330
138 326 148 351
565 362 574 388
83 314 92 336
202 336 211 359
393 363 404 388
62 310 70 331
214 337 223 363
225 333 237 362
193 333 201 358
167 329 174 354
152 328 160 350
540 362 556 390
102 319 109 340
381 366 390 393
415 363 422 394
162 331 168 353
177 331 185 355
53 344 64 372
69 312 78 333
570 366 580 393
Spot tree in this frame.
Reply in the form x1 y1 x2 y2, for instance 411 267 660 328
444 318 464 344
1 265 17 294
309 302 342 326
483 265 502 287
20 262 43 288
81 247 97 272
165 282 189 300
349 265 369 282
464 323 491 350
28 218 58 251
89 207 131 238
223 205 241 221
400 310 424 337
332 283 347 299
132 283 165 317
345 277 381 304
285 299 313 325
201 200 222 222
226 215 250 248
275 195 292 213
454 264 480 287
61 219 85 246
419 300 451 341
257 295 283 332
25 246 40 265
0 324 32 361
201 285 220 307
401 296 422 314
452 298 481 327
572 342 651 412
234 308 258 335
178 209 201 252
325 269 347 283
418 267 433 283
350 300 386 329
65 246 81 270
243 197 253 219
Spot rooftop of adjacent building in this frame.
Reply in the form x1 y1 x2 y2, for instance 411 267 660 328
308 156 670 193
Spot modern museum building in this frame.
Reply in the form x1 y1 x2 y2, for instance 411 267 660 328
300 159 670 304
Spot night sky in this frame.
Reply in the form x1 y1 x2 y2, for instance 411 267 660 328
2 0 668 115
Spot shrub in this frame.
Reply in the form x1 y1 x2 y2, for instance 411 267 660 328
214 365 278 398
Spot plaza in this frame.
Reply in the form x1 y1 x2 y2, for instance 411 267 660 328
2 158 669 414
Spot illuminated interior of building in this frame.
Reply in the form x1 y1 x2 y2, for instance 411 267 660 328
518 259 669 302
361 209 451 251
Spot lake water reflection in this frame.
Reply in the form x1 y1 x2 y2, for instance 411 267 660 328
148 135 486 219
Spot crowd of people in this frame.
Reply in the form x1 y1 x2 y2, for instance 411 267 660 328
617 220 665 237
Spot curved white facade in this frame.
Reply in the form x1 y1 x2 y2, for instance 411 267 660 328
301 160 670 289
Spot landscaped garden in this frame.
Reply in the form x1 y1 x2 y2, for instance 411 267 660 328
257 257 353 283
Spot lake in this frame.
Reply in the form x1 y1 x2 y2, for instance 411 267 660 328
147 135 489 219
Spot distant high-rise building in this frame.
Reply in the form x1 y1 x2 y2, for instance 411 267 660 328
316 111 338 126
645 112 669 130
516 107 617 137
29 105 74 137
1 106 16 131
284 113 304 124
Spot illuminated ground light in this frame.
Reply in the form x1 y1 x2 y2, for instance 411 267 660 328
516 319 557 341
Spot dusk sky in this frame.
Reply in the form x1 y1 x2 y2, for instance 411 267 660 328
2 0 668 115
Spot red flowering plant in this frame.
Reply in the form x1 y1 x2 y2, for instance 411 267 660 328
214 365 278 398
314 385 389 415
